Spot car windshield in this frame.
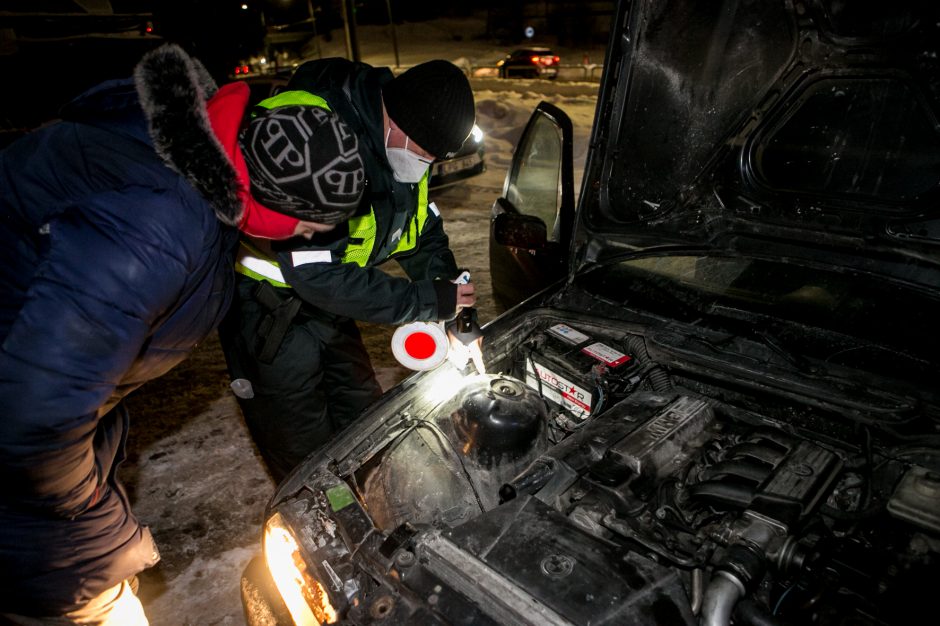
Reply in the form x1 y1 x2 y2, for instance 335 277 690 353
576 253 940 383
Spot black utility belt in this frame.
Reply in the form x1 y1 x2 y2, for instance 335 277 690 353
252 281 302 364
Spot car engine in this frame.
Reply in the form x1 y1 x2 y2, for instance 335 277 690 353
276 317 939 625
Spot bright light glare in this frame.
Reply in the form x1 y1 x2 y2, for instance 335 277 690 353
423 365 468 406
264 513 337 625
241 3 248 9
470 124 484 143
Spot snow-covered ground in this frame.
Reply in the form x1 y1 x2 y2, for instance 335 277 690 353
123 18 602 625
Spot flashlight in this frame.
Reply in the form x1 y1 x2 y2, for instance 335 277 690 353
448 271 485 375
451 271 481 345
457 305 474 335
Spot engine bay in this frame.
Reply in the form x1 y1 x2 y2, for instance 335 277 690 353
282 315 940 625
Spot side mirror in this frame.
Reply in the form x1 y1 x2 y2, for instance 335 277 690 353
493 212 550 250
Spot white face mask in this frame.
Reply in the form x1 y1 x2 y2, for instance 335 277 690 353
385 129 433 183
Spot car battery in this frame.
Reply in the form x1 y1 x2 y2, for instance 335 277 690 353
524 322 636 420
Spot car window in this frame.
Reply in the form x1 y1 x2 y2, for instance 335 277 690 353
505 113 563 241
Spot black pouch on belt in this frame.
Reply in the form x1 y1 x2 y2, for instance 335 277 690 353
253 280 303 363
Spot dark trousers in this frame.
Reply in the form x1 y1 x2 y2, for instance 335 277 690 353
219 277 382 481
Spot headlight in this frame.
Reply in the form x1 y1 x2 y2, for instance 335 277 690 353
471 124 484 143
264 512 338 625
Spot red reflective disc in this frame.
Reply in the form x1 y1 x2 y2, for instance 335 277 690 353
404 332 436 359
391 322 447 371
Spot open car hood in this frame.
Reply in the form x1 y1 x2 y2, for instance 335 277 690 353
579 0 940 282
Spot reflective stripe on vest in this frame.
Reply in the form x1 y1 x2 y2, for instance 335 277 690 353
235 240 291 288
342 171 431 267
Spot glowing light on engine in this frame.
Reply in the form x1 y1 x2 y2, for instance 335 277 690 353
423 366 470 406
264 513 338 625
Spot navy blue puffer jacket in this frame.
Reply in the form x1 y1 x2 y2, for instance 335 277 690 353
0 45 243 615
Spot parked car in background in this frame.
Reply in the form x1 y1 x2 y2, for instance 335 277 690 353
241 0 940 624
497 46 560 79
240 74 485 190
428 122 485 188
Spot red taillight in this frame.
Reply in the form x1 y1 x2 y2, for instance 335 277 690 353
554 55 560 63
242 65 250 74
234 67 241 74
530 56 540 64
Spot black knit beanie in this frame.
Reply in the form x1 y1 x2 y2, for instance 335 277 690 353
241 105 364 224
382 60 475 159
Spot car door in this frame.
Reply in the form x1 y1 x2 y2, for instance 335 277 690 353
489 102 576 311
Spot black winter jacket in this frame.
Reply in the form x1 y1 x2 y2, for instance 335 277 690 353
0 45 242 614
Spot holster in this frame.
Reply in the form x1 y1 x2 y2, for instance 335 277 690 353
253 280 303 364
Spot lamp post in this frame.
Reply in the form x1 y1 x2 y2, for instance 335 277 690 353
305 0 322 59
341 0 360 62
385 0 399 68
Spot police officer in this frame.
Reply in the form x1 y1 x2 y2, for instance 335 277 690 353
220 59 478 480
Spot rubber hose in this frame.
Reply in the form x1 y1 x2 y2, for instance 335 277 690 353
626 335 672 392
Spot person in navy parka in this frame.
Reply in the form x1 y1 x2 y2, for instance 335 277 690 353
0 44 364 624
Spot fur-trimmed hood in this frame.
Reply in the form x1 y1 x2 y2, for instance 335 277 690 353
134 44 243 227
